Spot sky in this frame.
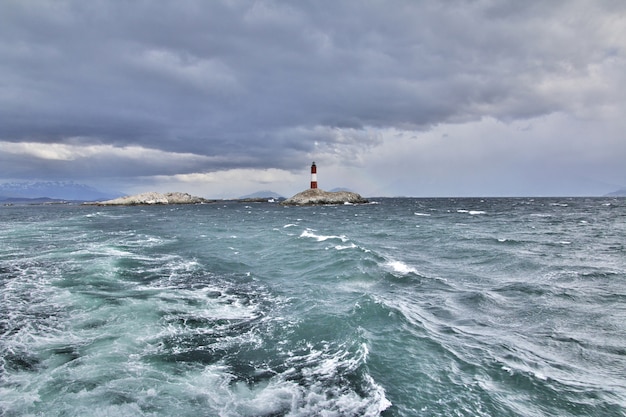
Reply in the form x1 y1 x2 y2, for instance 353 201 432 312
1 0 625 198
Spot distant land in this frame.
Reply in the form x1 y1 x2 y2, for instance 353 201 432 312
0 181 120 202
238 190 284 199
605 188 626 197
0 197 73 205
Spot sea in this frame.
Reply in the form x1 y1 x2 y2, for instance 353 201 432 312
1 197 625 417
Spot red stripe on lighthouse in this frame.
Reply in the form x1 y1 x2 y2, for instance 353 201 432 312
310 162 318 189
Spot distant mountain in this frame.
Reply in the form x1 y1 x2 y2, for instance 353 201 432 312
0 181 121 201
239 190 284 199
329 187 353 192
605 188 626 197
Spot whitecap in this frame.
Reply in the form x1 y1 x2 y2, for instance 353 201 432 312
300 229 349 242
385 260 417 276
335 243 357 250
414 212 431 217
457 209 486 215
155 339 388 417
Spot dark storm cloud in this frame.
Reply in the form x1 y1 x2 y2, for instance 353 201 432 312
0 0 624 183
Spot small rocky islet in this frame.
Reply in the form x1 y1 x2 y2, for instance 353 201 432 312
84 192 210 206
280 188 368 206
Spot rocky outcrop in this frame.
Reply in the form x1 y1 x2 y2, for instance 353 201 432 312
86 192 209 206
281 188 368 206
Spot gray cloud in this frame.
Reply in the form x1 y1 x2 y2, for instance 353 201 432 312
1 0 624 195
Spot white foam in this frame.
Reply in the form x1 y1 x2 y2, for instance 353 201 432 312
457 209 486 215
145 340 392 417
385 260 417 276
414 212 431 216
335 243 357 250
300 229 348 242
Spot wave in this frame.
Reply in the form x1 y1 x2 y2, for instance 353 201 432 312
299 228 348 243
1 241 391 416
335 242 358 250
384 259 418 276
457 209 486 215
3 199 625 416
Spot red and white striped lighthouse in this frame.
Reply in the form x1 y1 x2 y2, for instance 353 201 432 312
310 162 318 189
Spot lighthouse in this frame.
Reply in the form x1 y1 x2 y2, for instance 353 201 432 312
310 162 318 189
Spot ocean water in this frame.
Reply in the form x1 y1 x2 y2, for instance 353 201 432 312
1 198 625 417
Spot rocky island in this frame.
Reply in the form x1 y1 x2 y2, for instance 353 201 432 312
281 188 368 206
85 192 210 206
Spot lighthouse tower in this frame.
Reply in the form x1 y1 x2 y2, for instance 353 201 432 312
310 162 318 189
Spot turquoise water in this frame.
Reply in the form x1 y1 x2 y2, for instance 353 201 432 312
1 198 625 416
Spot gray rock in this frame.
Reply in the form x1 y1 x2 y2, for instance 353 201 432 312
86 192 208 205
281 189 368 206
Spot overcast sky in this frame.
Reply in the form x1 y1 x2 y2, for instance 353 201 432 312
1 0 625 198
